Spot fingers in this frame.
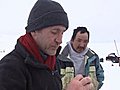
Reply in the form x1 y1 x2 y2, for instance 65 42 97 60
80 76 93 90
81 76 92 86
83 83 94 90
73 74 83 81
73 75 92 86
66 75 93 90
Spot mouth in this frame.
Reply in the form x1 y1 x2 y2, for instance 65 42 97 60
77 47 84 52
51 46 58 50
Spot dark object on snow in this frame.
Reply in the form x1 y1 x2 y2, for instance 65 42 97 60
100 58 104 62
106 53 120 63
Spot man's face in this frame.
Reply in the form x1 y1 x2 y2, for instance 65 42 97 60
71 32 89 53
31 25 66 55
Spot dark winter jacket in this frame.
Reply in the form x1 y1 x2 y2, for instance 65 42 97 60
0 41 62 90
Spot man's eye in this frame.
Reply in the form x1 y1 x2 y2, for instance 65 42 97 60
84 40 88 43
51 31 57 34
77 39 81 42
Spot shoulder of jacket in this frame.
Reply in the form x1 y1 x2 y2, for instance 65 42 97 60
86 48 97 57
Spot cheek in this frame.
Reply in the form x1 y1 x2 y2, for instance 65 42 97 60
47 35 56 42
74 42 79 47
42 36 54 46
84 43 88 47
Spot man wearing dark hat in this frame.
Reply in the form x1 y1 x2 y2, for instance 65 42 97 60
0 0 93 90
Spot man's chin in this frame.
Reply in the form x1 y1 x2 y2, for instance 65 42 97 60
76 49 83 53
47 51 56 56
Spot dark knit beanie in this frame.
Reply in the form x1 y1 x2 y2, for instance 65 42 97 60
25 0 69 32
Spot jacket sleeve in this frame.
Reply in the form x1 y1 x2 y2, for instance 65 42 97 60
95 55 104 89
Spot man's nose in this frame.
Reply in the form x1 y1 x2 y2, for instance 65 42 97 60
79 42 85 47
55 34 62 44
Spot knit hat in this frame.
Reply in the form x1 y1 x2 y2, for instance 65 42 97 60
25 0 69 32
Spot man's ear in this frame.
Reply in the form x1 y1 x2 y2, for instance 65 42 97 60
31 31 38 37
30 31 35 36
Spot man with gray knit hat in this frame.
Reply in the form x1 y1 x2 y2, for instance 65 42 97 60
0 0 93 90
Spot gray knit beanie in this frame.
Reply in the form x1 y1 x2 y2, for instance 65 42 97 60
25 0 69 32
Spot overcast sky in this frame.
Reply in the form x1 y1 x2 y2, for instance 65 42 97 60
0 0 120 44
0 0 120 90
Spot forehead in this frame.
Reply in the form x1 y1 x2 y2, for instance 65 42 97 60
41 25 66 32
75 32 88 40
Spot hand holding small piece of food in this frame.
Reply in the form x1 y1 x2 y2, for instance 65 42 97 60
66 74 93 90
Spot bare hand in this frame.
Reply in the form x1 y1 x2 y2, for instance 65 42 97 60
66 74 93 90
